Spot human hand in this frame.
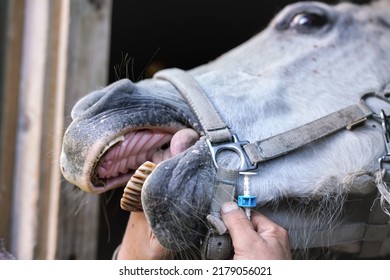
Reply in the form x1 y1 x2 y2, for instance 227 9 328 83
221 202 292 260
116 212 174 260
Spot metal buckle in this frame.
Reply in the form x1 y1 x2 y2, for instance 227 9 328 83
200 228 233 260
206 134 258 172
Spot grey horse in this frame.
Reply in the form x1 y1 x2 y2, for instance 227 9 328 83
61 0 390 258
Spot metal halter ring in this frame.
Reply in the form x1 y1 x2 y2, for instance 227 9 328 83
206 134 258 172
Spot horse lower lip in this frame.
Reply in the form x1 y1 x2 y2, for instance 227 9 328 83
93 173 133 189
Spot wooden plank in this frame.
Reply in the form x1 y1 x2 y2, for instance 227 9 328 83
56 0 112 260
10 0 50 259
34 0 69 260
0 0 25 253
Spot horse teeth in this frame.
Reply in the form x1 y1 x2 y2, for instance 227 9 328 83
120 161 156 212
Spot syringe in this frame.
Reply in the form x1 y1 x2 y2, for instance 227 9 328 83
238 172 257 220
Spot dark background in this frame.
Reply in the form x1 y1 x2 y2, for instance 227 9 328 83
98 0 371 259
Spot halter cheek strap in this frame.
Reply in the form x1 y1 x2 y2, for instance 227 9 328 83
155 68 390 259
155 68 232 143
155 68 242 259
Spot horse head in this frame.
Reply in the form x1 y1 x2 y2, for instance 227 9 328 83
61 1 390 258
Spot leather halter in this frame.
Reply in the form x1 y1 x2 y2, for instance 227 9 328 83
155 68 390 259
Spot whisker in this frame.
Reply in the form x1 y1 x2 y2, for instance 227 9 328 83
136 47 161 82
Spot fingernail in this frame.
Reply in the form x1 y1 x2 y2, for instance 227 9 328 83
221 202 239 214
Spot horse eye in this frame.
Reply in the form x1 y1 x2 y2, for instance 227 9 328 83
289 12 328 32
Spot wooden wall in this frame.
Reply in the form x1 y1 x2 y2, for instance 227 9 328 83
0 0 112 259
56 0 113 260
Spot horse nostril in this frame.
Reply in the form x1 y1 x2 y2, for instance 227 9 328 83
71 90 106 120
70 79 136 120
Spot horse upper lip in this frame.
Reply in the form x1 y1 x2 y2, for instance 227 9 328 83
60 78 202 194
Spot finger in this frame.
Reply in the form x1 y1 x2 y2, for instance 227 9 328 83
250 211 292 258
130 212 172 253
251 211 290 238
119 212 170 259
221 202 262 247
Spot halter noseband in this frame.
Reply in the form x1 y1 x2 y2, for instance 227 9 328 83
155 68 390 259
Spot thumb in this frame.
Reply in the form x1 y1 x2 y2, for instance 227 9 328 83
221 202 259 247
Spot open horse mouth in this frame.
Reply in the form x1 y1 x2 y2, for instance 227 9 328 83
60 78 218 251
60 78 205 195
92 127 200 191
